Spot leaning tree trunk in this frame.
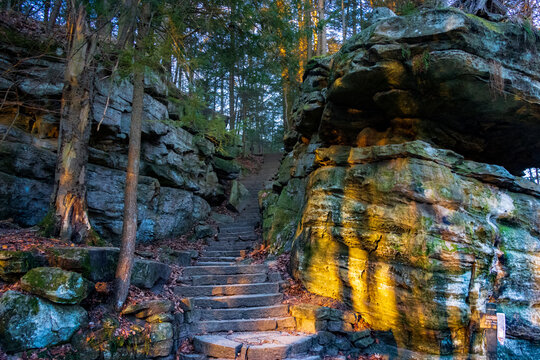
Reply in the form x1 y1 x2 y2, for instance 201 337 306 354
52 3 97 243
113 2 152 312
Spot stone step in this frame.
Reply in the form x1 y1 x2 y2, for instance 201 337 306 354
216 236 257 243
194 332 315 360
191 317 296 333
198 257 238 263
200 304 289 320
206 244 256 251
203 250 245 258
286 355 322 360
216 234 258 241
218 226 255 233
181 273 269 286
218 231 256 238
174 283 279 297
191 293 282 308
182 265 267 276
197 262 236 266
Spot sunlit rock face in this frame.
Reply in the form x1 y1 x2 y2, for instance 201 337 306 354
262 8 540 358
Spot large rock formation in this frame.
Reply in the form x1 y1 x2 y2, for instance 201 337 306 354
0 37 236 243
262 8 540 358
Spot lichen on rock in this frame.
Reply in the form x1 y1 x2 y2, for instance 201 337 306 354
20 267 92 304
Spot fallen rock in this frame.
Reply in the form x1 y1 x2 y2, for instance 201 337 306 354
212 157 240 180
131 258 171 289
20 267 92 304
158 248 196 266
0 291 87 352
194 224 214 239
228 180 250 212
121 299 174 318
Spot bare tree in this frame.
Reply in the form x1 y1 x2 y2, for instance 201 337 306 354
113 1 152 312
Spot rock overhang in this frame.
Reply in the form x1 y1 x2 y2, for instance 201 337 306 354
294 8 540 175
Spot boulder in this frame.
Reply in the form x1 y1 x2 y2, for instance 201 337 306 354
228 180 250 212
121 299 173 318
20 267 91 304
0 250 45 282
0 47 223 243
131 258 171 289
0 291 87 352
194 224 215 239
158 248 196 266
212 157 240 180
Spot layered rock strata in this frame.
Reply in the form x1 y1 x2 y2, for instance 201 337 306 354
0 39 238 242
262 8 540 358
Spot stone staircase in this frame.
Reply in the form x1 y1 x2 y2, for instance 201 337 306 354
175 154 320 360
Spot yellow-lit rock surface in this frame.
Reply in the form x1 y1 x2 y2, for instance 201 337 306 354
261 7 540 358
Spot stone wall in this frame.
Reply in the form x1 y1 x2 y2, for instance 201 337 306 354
261 8 540 358
0 40 238 243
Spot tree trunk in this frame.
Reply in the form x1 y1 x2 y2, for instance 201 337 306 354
342 0 346 42
117 0 136 48
352 0 357 36
306 0 313 60
96 0 113 41
44 0 51 22
220 76 225 116
47 0 62 31
113 2 152 312
282 83 289 131
228 69 235 131
52 2 97 243
317 0 326 55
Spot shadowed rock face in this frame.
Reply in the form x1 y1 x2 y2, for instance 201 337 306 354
289 8 540 175
262 8 540 358
0 41 239 243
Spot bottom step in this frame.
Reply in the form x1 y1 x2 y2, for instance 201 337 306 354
191 317 296 333
194 331 316 360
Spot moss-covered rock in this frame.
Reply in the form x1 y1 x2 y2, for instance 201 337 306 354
212 157 240 180
0 290 87 352
45 247 118 282
0 250 45 282
20 267 92 304
228 180 250 212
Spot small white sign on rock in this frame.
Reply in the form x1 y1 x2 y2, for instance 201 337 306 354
497 312 506 345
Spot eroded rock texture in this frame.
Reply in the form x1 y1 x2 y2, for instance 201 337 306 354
0 41 238 243
262 8 540 358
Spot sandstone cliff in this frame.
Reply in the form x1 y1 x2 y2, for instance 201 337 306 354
262 8 540 358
